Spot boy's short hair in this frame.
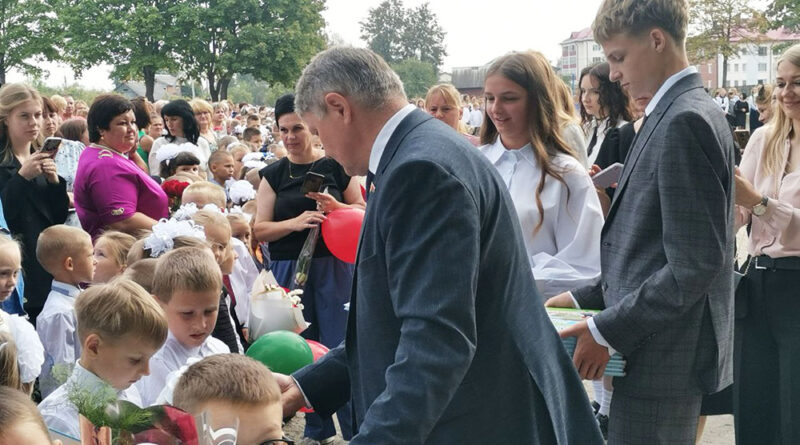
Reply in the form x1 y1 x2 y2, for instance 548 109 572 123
74 278 168 348
173 354 280 413
96 230 137 268
122 258 158 293
152 247 222 303
242 127 261 142
593 0 688 44
228 143 249 157
0 386 49 437
36 225 92 274
183 182 226 208
208 150 233 167
218 135 238 151
246 114 260 123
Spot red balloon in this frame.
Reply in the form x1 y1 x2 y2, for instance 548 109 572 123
306 339 330 362
321 208 364 264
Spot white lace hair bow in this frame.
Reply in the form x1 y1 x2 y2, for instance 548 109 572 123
241 152 266 163
227 180 256 205
155 142 201 164
228 205 252 223
144 218 206 257
172 202 228 222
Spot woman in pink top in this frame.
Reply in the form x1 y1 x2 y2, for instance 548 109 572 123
74 95 168 238
732 43 800 444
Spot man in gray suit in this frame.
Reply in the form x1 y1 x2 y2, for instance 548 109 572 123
547 1 736 444
276 47 604 444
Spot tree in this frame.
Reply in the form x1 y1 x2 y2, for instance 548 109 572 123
360 0 447 69
57 0 181 101
391 58 437 99
0 0 60 86
227 74 292 105
173 0 325 101
687 0 758 89
766 0 800 32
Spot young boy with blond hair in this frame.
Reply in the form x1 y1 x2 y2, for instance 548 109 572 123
182 181 227 209
173 354 286 445
207 150 235 188
35 225 96 397
39 279 168 438
136 247 229 406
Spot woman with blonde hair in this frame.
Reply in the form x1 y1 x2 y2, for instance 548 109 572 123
733 43 800 444
0 84 68 321
424 83 480 146
190 98 218 150
479 51 603 298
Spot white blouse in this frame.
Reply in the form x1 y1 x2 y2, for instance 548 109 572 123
0 310 44 384
583 118 628 167
480 137 604 298
148 136 211 175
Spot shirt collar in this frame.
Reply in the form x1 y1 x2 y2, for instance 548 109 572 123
368 104 417 175
644 66 698 116
70 361 121 396
483 137 535 167
51 280 81 299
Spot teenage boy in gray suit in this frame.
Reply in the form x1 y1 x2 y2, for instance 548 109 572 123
277 47 604 444
547 1 736 444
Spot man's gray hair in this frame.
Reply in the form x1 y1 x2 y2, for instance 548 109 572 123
295 47 407 116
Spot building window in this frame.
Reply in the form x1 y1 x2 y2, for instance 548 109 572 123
708 63 713 74
742 63 746 71
734 80 739 86
593 44 600 51
734 64 739 72
758 46 767 56
593 57 603 63
759 63 767 72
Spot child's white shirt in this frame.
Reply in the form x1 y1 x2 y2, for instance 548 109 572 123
229 237 259 327
136 331 229 406
37 281 82 397
39 361 142 440
0 309 44 383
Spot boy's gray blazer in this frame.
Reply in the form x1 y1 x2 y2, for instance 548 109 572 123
295 109 604 444
573 73 737 397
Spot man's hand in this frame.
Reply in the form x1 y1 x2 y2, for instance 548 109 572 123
274 372 306 418
559 320 610 380
545 292 576 308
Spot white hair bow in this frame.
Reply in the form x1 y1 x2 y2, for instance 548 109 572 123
227 180 256 205
155 142 201 164
144 218 206 257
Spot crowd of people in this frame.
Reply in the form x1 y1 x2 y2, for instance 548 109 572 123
0 0 798 444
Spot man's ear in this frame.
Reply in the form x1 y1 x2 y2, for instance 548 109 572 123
323 93 352 124
650 28 668 53
83 333 101 357
64 256 74 272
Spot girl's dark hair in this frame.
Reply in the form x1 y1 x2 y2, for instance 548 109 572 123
131 97 153 130
578 62 633 131
41 96 58 115
159 151 200 178
161 100 200 144
88 94 134 143
57 118 88 142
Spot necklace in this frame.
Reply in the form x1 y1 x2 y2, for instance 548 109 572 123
288 158 319 179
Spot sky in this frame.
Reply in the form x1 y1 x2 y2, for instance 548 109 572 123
7 0 608 90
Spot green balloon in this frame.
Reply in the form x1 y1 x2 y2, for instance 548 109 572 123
246 330 313 375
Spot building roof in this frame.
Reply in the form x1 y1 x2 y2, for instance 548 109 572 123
561 27 594 44
451 62 493 89
114 74 180 100
729 26 800 43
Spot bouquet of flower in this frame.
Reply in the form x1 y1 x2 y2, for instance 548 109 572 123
248 277 309 341
162 180 191 213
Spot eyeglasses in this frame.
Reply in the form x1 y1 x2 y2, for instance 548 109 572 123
259 438 295 445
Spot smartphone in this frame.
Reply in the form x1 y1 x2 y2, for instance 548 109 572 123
300 171 325 194
39 137 62 158
592 162 624 188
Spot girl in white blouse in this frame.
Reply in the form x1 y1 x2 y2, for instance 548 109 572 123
478 51 604 299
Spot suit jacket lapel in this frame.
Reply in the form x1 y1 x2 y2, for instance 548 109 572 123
604 73 705 225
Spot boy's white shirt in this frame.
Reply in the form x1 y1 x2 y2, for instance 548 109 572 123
0 309 44 383
229 237 259 327
39 361 142 440
37 281 82 397
136 331 229 407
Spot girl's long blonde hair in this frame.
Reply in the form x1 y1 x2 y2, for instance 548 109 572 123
480 51 574 233
763 44 800 180
0 83 42 163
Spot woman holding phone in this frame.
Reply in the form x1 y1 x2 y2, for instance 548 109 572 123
254 94 363 444
0 84 69 322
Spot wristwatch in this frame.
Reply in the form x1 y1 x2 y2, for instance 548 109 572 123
752 196 769 217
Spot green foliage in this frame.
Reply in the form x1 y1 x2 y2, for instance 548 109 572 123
360 0 447 69
68 385 152 437
227 74 293 106
391 58 437 99
767 0 800 31
0 0 61 84
29 79 108 104
688 0 758 87
173 0 326 101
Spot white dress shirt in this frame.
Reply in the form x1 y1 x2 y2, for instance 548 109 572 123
583 65 698 353
39 361 142 440
562 123 588 167
0 309 44 383
148 136 212 174
136 331 229 406
37 281 82 397
480 137 603 298
368 104 417 175
583 118 629 167
468 109 484 128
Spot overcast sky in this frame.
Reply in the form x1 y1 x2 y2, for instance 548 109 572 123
5 0 731 90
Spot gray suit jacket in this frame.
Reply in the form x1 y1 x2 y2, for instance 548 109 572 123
573 73 736 398
295 109 603 444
